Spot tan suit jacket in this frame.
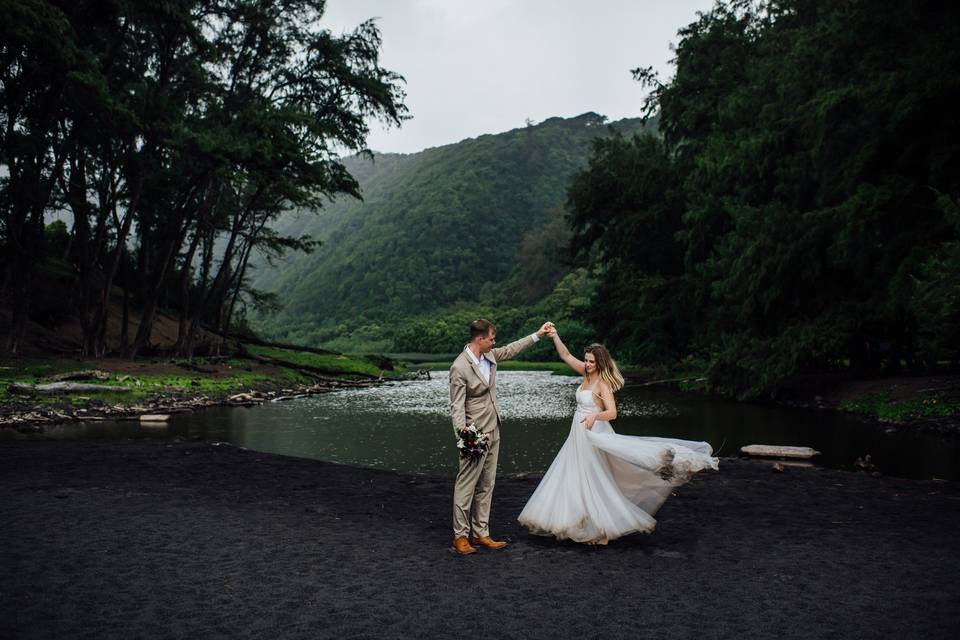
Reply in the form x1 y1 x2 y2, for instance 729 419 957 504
449 333 536 538
449 334 536 439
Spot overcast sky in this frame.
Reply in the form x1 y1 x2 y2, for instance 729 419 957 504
322 0 717 154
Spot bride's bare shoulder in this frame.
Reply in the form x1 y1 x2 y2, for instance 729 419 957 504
592 381 615 401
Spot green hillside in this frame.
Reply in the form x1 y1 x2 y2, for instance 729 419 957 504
251 113 649 346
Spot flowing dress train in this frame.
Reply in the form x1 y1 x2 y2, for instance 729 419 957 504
517 385 718 543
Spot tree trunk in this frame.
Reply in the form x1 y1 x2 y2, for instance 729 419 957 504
174 179 219 356
95 172 142 357
220 233 257 353
119 269 130 356
173 226 202 355
128 211 194 358
181 225 216 358
5 139 66 353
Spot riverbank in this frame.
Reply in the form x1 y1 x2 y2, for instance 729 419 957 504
1 438 958 639
770 372 960 433
0 348 406 430
4 350 958 441
625 367 960 434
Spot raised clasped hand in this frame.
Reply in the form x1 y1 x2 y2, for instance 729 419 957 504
538 321 555 337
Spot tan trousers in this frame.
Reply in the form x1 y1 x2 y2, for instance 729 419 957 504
452 434 501 539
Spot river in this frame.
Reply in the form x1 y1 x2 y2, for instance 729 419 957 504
4 371 958 480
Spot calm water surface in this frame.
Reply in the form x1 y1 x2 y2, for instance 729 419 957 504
5 371 958 480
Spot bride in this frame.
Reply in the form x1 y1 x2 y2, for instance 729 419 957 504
517 328 719 544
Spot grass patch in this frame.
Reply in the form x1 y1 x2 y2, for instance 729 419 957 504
0 357 86 381
841 390 960 422
111 370 271 395
244 345 396 377
386 353 460 363
1 356 283 406
0 358 73 402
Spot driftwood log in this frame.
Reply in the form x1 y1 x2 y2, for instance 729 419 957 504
740 445 821 459
45 370 112 382
9 382 131 395
140 414 171 422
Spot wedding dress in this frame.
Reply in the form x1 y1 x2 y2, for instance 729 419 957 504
517 384 719 543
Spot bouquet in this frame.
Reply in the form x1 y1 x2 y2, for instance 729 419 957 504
455 422 489 462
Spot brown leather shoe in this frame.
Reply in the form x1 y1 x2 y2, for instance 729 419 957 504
470 535 508 550
451 537 477 555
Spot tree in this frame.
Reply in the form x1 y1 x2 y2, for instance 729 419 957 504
568 0 960 395
0 0 407 357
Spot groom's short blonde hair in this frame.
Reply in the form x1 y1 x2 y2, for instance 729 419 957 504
469 319 495 340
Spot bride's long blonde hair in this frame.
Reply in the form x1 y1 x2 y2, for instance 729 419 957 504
585 343 624 393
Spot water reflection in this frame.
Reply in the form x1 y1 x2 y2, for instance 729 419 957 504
2 371 958 480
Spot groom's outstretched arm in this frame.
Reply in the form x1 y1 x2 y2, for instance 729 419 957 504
449 367 467 433
490 322 553 362
489 334 536 363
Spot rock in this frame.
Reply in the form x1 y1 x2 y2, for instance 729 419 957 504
855 454 879 473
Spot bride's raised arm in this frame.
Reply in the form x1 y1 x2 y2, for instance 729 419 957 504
549 330 585 375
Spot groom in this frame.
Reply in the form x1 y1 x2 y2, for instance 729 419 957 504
449 318 553 555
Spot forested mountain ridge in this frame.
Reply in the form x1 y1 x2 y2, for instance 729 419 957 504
252 113 650 345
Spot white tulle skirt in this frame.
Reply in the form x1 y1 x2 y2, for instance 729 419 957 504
517 410 719 544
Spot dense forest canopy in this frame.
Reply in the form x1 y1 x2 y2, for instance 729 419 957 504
568 0 960 395
0 0 405 357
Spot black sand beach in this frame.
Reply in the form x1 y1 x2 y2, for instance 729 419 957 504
2 438 959 639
